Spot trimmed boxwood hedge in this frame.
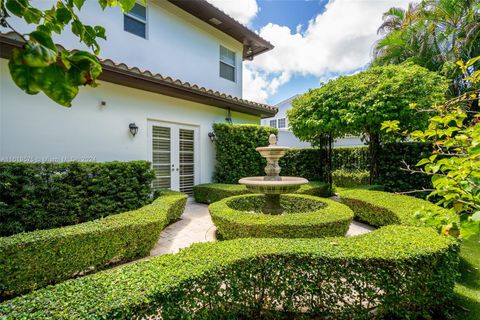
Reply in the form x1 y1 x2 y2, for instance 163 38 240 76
0 190 187 299
337 188 455 227
193 181 331 204
210 194 354 239
0 161 155 236
0 226 458 319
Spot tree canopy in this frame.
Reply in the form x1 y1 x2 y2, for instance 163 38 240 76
288 63 448 143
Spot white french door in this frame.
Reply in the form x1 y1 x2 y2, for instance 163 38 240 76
149 121 199 195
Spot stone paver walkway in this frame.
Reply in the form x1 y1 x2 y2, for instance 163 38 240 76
150 199 375 256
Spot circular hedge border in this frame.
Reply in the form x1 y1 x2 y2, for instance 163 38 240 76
209 194 354 239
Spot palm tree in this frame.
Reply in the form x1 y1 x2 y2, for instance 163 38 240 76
373 0 480 95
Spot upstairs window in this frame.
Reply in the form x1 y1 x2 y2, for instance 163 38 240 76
269 119 277 128
278 118 286 128
124 3 147 38
220 46 236 82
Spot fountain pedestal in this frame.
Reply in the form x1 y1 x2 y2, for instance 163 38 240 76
239 134 308 214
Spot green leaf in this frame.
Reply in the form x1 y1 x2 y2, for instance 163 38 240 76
5 0 28 17
8 49 42 94
472 211 480 222
38 64 79 107
118 0 137 12
73 0 87 10
56 7 73 25
23 7 42 24
29 30 57 52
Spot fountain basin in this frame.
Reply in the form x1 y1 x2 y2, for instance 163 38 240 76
239 176 308 194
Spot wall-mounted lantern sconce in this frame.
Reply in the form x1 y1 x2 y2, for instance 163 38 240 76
208 131 216 142
129 123 139 136
225 108 232 124
100 101 107 107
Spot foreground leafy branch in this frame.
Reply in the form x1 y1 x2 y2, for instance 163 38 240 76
0 0 141 106
382 56 480 238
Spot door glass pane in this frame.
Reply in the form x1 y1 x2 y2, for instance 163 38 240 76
179 129 195 195
152 126 171 190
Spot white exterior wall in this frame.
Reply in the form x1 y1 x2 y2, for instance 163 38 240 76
0 0 243 97
0 59 259 183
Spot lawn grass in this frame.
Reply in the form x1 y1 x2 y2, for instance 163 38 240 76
454 233 480 319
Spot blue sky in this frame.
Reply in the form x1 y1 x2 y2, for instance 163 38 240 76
209 0 409 105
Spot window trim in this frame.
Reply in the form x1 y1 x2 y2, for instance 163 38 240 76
124 2 148 39
219 45 236 82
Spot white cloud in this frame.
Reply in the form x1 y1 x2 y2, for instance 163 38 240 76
206 0 259 25
244 0 410 102
243 66 291 103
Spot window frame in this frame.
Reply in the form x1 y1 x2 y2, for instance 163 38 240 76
269 119 277 128
124 2 148 39
278 118 286 129
219 45 236 82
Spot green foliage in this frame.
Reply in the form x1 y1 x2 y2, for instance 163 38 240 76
0 161 155 236
0 225 458 319
209 194 353 239
212 123 277 184
288 63 447 181
0 0 143 106
338 189 457 227
288 64 448 141
279 148 323 180
332 146 369 171
193 181 331 204
373 0 480 94
0 190 187 299
377 142 433 194
332 169 370 187
382 56 480 238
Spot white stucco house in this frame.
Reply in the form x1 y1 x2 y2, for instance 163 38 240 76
0 0 277 194
262 95 364 148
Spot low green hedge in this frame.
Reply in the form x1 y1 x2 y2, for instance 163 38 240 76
0 226 458 319
0 161 155 236
210 194 353 239
332 169 370 187
0 190 187 299
338 188 455 227
193 181 331 204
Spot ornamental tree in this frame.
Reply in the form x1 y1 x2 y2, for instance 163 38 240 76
288 63 448 182
0 0 142 107
383 56 480 238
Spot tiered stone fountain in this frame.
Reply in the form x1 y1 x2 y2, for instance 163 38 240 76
239 134 308 214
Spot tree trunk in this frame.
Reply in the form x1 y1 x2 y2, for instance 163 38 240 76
319 133 333 194
369 132 381 184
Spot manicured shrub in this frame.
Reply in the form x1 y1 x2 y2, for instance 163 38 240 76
332 169 370 187
193 181 331 204
0 190 187 299
332 146 369 171
0 226 458 319
377 142 433 194
338 188 455 227
212 124 278 184
209 194 353 239
0 161 155 236
279 148 323 181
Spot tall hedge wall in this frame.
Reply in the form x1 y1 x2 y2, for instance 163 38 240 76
0 161 155 236
211 124 432 194
212 124 278 184
377 142 433 194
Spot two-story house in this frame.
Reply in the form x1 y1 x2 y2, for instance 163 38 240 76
0 0 276 194
262 95 364 148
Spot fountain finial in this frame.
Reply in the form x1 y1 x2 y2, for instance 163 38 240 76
268 134 277 146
